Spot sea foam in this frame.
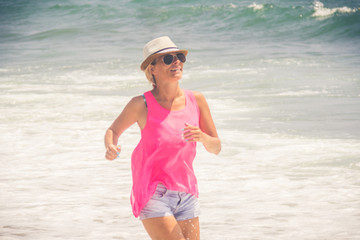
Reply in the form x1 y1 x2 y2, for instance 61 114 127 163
248 3 264 11
312 1 357 18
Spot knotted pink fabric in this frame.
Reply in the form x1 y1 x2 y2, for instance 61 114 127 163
130 89 200 217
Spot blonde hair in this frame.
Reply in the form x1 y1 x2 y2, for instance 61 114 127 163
144 62 157 88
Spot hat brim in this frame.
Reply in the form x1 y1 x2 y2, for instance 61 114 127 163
140 49 188 71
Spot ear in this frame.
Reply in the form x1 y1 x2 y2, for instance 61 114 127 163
150 65 156 74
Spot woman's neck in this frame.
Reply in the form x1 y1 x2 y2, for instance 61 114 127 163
152 82 182 102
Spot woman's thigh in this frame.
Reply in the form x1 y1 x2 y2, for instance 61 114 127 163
178 217 200 240
142 216 186 240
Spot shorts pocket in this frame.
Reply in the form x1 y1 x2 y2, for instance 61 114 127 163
152 184 168 199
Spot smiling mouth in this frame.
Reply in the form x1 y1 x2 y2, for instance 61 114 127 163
170 68 182 72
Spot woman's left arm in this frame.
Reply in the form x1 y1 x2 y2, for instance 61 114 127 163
183 91 221 155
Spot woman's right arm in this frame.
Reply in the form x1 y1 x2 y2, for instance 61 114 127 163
104 96 146 160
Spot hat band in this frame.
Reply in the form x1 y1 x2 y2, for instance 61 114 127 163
151 47 179 55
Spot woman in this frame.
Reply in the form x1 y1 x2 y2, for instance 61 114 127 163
104 36 221 240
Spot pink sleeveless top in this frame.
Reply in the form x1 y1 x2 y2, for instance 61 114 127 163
130 89 200 217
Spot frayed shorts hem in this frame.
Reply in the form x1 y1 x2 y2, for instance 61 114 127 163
139 184 200 221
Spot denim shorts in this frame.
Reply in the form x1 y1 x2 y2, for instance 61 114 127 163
139 183 200 221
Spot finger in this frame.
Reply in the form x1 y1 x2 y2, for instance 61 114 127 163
109 144 118 152
106 148 118 159
182 130 196 140
108 148 119 157
186 138 196 142
183 130 203 142
116 145 121 153
183 132 199 141
108 144 120 154
106 150 116 158
183 128 201 136
183 135 198 142
105 153 116 160
184 123 197 130
182 125 199 133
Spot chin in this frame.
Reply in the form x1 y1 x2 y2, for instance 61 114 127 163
173 75 182 81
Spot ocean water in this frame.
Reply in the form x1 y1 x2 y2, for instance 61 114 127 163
1 0 360 239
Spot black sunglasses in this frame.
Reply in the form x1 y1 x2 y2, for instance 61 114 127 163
162 53 186 65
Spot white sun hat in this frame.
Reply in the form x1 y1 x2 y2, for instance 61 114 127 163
140 36 188 71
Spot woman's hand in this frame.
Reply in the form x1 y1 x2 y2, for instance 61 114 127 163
104 95 147 161
105 144 121 161
182 121 221 155
182 123 205 143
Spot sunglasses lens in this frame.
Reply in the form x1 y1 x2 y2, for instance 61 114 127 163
177 53 186 63
163 53 186 65
163 55 174 65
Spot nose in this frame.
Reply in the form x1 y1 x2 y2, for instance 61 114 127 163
172 55 180 64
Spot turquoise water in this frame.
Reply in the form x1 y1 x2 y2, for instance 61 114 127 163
1 1 360 239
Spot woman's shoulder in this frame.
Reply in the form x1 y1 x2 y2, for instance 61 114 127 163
188 90 206 103
186 90 208 110
127 94 147 110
